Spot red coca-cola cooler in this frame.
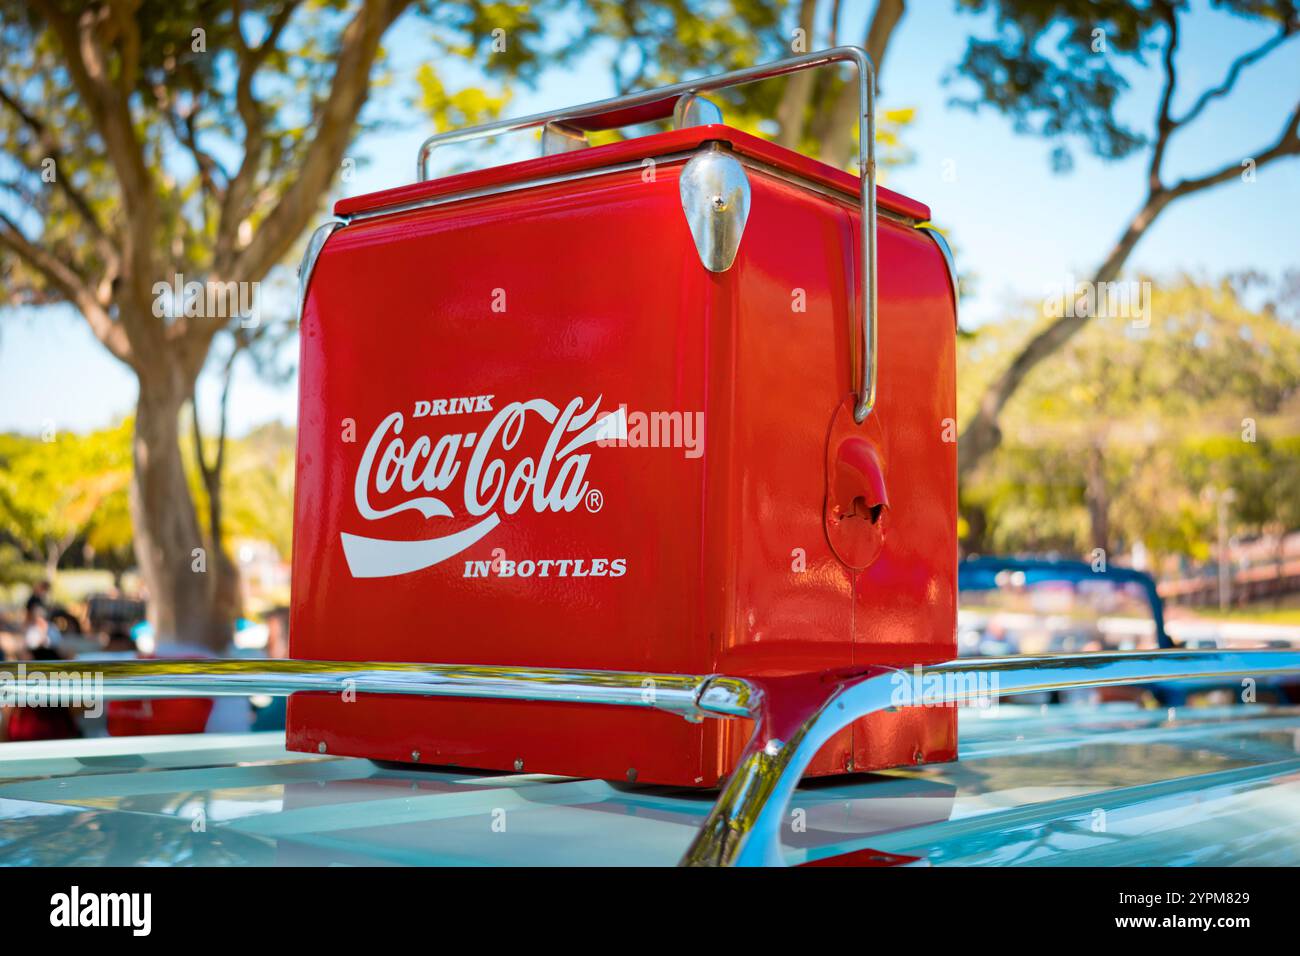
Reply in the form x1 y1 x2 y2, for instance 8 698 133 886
288 48 958 786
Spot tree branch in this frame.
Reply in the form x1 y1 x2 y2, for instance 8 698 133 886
216 0 301 272
958 11 1300 482
0 213 132 365
40 2 160 324
827 0 844 48
1148 5 1179 192
183 108 227 199
774 0 819 148
1174 25 1297 128
0 84 112 247
232 0 411 284
191 390 211 482
1169 101 1300 199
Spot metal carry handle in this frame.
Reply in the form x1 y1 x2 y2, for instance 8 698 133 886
415 47 879 423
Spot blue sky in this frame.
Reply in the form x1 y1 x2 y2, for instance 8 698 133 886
1 0 1297 437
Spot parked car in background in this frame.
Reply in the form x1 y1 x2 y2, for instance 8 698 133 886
959 556 1300 705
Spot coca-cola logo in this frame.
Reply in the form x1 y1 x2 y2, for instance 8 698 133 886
341 395 625 578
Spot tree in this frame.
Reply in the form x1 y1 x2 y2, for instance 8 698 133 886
952 0 1300 479
0 1 552 650
961 275 1300 563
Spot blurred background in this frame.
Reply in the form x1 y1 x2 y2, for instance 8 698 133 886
0 1 1297 734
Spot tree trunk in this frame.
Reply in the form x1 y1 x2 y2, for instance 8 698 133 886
44 541 61 583
961 502 988 557
811 0 906 169
202 467 243 649
191 355 244 650
774 0 820 148
130 375 223 652
1084 444 1110 555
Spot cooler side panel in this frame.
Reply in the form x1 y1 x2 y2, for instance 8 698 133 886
699 172 859 778
709 176 958 776
852 223 957 666
851 221 958 768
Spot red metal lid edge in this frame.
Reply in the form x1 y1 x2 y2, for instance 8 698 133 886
333 124 931 222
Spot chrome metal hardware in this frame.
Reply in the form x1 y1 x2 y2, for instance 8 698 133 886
0 658 756 722
295 220 344 326
915 223 958 322
414 46 880 422
541 121 588 156
679 146 751 272
682 648 1300 866
7 649 1298 866
673 93 723 128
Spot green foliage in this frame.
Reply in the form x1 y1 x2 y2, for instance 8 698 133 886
0 420 133 571
416 63 512 132
0 1 558 293
961 275 1300 561
586 0 784 92
0 542 43 588
218 421 296 560
950 0 1158 168
0 415 299 577
949 0 1298 171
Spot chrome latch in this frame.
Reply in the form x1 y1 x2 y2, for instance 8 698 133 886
679 146 751 272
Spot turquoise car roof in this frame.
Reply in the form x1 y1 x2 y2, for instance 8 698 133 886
3 702 1299 866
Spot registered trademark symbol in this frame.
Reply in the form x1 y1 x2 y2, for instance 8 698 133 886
585 489 604 513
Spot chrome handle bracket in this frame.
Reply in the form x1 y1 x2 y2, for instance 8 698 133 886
414 47 879 422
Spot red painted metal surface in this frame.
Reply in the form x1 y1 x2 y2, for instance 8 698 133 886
798 849 924 867
106 698 213 737
288 126 956 786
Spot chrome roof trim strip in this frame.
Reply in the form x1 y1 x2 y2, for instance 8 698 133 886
7 650 1299 866
682 648 1300 867
0 658 757 722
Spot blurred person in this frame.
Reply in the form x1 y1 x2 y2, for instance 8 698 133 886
1 646 83 743
24 579 50 616
264 606 290 659
106 613 250 736
23 604 60 652
103 628 137 653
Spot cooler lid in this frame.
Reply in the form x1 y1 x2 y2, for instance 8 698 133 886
333 124 931 223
